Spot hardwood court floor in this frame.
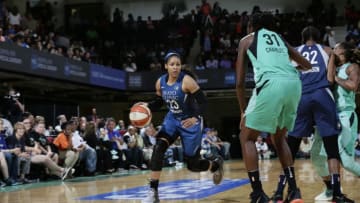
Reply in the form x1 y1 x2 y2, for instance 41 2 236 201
1 159 359 203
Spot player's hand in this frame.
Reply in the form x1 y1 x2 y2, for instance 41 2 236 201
181 117 198 128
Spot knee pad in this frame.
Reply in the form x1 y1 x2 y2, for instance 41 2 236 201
323 135 341 160
150 139 169 171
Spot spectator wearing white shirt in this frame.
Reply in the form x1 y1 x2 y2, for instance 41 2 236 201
255 136 270 160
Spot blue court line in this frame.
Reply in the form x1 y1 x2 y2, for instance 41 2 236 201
79 178 250 200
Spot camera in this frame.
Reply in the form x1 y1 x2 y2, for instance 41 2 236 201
4 92 21 101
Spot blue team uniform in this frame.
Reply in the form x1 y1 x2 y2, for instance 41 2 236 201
158 72 203 157
289 44 341 137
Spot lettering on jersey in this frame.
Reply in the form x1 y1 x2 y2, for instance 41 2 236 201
265 47 287 53
78 179 250 201
301 66 320 74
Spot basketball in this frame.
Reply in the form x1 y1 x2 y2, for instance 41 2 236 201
129 104 152 128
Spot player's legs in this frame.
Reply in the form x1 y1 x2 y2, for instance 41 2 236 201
240 120 270 202
244 77 301 202
338 111 360 176
272 93 313 202
271 128 302 203
143 115 177 203
180 118 224 185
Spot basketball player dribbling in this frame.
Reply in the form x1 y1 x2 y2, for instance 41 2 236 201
140 52 224 203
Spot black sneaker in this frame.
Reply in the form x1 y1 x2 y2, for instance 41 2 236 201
270 191 284 203
285 188 303 203
332 194 354 203
212 156 224 185
250 191 271 203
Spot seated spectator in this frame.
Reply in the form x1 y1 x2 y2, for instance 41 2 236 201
123 125 145 169
71 120 97 176
123 53 137 72
194 56 206 70
205 54 218 69
0 117 13 137
0 27 6 42
54 114 67 134
6 122 32 184
0 120 17 185
142 124 156 165
169 137 183 163
98 118 125 172
0 151 15 186
255 136 271 160
219 54 232 69
53 121 79 176
27 121 72 180
201 128 219 159
355 138 360 158
297 137 313 159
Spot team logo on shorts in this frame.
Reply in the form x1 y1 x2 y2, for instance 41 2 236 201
78 178 249 201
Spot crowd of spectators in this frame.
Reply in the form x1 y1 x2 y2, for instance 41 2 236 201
1 0 359 73
0 109 188 187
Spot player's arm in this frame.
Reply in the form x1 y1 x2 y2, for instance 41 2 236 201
286 42 312 71
183 75 208 119
335 63 360 91
235 37 250 114
327 52 336 84
147 79 164 111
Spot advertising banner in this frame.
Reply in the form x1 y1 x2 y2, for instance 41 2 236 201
90 63 126 90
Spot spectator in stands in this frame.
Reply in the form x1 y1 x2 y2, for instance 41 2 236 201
0 117 13 137
355 138 360 157
323 26 336 48
0 27 5 42
123 125 145 169
100 117 125 172
205 53 218 69
8 6 21 30
123 53 137 72
26 121 71 180
6 122 32 184
53 121 78 176
297 137 313 159
195 56 206 70
71 121 97 176
255 136 271 160
219 54 232 69
0 151 15 186
55 114 67 134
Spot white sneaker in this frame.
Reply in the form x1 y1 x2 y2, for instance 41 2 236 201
61 167 75 181
142 189 159 203
314 188 333 201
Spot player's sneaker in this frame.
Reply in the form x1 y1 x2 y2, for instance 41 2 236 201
314 188 333 201
142 189 160 203
212 156 224 185
250 191 271 203
270 191 284 203
332 194 354 203
285 188 303 203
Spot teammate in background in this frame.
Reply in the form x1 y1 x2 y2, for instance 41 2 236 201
271 27 356 203
141 52 224 203
311 42 359 202
236 13 311 203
